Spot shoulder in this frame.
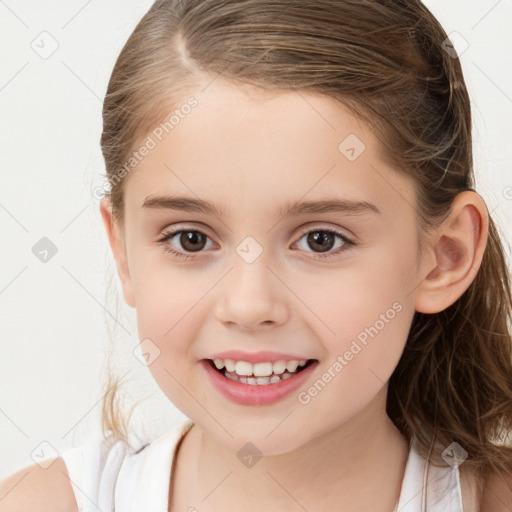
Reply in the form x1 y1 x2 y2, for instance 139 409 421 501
0 457 77 512
480 470 512 512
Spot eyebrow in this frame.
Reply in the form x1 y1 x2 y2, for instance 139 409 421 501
142 195 381 218
142 195 227 217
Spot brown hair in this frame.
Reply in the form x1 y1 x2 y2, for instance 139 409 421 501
99 0 512 489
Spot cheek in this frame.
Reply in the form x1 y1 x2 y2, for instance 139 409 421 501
294 282 414 426
294 246 415 339
135 296 203 414
293 243 416 399
130 260 221 406
131 250 211 339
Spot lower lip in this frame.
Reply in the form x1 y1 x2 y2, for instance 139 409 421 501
200 359 318 406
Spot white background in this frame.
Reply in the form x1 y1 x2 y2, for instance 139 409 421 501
1 0 511 477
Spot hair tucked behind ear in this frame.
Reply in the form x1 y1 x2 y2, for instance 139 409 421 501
387 218 512 480
99 0 512 483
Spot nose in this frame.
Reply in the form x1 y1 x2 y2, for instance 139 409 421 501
215 255 289 331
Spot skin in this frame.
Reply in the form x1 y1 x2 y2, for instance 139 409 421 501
100 77 489 511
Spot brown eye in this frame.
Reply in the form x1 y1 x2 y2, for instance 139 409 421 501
294 227 354 260
306 231 336 253
158 228 214 259
178 231 208 252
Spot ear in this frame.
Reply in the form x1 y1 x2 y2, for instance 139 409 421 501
99 197 136 308
414 191 489 314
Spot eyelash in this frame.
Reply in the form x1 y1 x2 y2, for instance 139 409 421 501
157 225 355 261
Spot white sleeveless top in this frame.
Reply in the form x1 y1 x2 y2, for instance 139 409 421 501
61 419 465 512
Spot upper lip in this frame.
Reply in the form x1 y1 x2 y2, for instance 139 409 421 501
206 350 315 364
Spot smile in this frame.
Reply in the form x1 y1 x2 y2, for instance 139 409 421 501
200 358 318 405
212 358 314 385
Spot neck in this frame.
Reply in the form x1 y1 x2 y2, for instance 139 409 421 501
176 387 409 512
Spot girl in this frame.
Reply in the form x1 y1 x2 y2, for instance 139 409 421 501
2 0 512 510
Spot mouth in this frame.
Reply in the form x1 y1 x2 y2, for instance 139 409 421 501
200 350 320 406
206 358 317 385
200 357 319 405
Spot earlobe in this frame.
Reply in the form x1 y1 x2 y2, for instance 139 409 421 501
99 197 136 308
414 191 489 314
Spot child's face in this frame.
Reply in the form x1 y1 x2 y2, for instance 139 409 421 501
111 79 428 454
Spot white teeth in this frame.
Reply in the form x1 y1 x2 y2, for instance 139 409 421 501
286 361 299 373
272 360 287 375
226 371 295 385
210 357 313 386
235 361 253 376
211 358 310 378
213 359 225 370
225 359 236 372
253 362 273 377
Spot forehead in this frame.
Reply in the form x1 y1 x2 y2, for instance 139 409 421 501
123 79 416 221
